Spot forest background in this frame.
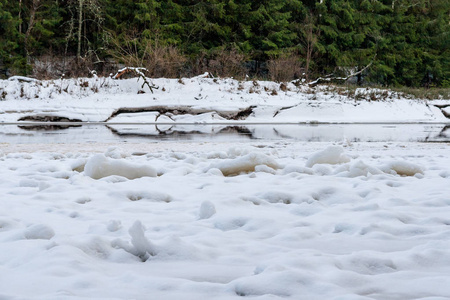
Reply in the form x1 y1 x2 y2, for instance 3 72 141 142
0 0 449 88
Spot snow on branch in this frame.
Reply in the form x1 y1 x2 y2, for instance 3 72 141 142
112 67 158 93
8 76 40 83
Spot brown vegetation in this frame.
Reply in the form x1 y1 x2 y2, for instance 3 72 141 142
267 52 303 82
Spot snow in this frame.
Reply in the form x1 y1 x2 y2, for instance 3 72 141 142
208 152 279 176
0 141 450 299
0 75 450 299
84 153 157 180
305 145 351 167
0 76 449 124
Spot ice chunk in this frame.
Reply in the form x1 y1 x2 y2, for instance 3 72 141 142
255 164 277 174
84 154 157 180
71 158 87 172
208 152 279 176
335 160 383 177
198 201 216 219
24 224 55 240
282 165 314 175
305 146 350 168
381 161 424 176
129 220 157 260
312 164 332 176
105 147 128 159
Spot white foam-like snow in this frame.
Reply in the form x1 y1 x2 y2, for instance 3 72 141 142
84 154 157 179
381 160 425 176
23 224 55 240
208 152 279 176
0 142 449 299
305 145 351 167
198 201 216 219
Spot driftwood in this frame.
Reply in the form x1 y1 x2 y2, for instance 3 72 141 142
112 67 158 93
104 105 255 122
18 115 82 122
433 104 450 119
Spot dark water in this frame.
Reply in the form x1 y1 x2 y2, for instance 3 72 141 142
0 123 449 144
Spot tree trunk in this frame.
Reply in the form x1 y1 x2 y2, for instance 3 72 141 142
24 0 40 63
77 0 84 59
18 0 22 34
304 12 319 82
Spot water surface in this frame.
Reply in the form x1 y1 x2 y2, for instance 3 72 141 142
1 123 449 144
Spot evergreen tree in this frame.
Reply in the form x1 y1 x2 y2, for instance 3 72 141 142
0 0 448 84
0 0 26 74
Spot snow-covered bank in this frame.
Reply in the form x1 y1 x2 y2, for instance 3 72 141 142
1 141 450 299
1 75 450 299
1 75 449 124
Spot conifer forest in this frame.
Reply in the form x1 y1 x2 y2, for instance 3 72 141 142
0 0 449 87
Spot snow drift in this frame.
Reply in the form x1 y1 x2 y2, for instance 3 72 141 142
84 154 157 179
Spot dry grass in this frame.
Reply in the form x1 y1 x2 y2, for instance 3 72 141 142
267 52 302 82
109 33 186 78
390 87 450 100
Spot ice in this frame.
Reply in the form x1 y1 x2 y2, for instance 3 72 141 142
208 152 279 176
112 220 157 261
84 154 157 179
128 220 157 259
381 160 424 176
305 145 351 167
1 142 450 299
335 160 383 177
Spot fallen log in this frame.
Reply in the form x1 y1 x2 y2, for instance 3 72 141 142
104 105 255 122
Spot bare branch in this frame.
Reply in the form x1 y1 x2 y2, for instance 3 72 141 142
308 58 375 87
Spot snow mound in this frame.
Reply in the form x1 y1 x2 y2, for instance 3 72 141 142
112 220 157 261
381 161 424 176
305 146 351 168
84 154 157 180
334 160 383 177
104 147 129 159
282 165 314 175
107 220 122 232
129 220 157 259
126 191 172 202
208 152 279 176
198 201 216 219
24 224 55 240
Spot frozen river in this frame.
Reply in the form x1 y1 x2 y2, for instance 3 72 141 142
1 123 449 144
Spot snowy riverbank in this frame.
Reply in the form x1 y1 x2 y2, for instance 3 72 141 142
1 74 449 124
1 75 450 300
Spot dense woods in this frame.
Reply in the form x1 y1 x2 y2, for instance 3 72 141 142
0 0 449 87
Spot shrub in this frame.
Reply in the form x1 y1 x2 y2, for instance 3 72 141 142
267 52 302 82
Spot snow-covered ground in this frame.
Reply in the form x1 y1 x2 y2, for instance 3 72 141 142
1 74 449 124
1 141 450 300
1 75 450 299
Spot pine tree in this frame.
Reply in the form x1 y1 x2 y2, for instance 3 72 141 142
0 0 26 75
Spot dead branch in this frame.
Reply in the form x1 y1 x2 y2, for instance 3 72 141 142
308 60 374 87
112 67 159 93
433 104 450 119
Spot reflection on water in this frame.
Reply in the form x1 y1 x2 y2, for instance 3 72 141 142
0 123 449 144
